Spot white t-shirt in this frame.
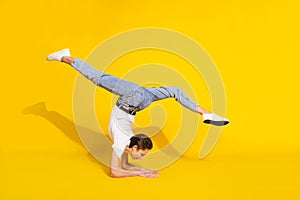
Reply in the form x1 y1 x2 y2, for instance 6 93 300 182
108 106 135 158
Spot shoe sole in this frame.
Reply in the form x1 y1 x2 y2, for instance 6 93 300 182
203 120 229 126
46 49 70 61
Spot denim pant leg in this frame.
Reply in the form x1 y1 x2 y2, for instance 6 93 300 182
145 86 198 112
71 58 140 96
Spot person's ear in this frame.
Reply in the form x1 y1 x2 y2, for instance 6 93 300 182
125 145 138 153
132 145 138 151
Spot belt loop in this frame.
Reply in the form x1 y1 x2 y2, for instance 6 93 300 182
116 102 137 115
116 101 122 108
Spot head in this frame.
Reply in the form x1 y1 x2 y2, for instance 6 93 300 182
126 134 153 160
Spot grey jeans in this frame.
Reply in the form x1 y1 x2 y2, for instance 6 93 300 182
71 58 198 113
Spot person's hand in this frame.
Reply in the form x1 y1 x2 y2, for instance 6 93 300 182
140 170 159 178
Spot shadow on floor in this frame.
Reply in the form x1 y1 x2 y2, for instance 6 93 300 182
23 102 183 173
23 102 110 175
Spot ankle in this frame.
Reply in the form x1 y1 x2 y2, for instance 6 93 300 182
61 56 73 64
195 107 211 115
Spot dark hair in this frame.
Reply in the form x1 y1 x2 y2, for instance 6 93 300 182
129 134 153 150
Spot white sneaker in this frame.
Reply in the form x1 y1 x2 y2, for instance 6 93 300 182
203 113 230 126
46 48 70 62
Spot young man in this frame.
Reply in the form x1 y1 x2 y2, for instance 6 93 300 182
46 48 229 178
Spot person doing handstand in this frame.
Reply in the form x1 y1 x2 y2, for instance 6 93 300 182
46 48 229 178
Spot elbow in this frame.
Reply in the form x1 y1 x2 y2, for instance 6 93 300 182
110 169 121 178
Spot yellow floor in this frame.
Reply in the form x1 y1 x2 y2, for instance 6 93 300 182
1 0 300 199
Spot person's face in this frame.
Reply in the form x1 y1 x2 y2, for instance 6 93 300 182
130 146 149 160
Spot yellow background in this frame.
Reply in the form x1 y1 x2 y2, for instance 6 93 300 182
1 0 300 199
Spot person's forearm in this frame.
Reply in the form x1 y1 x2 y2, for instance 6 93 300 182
110 168 157 178
110 168 143 178
122 163 154 172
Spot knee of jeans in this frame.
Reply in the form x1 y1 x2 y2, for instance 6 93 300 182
171 86 183 94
